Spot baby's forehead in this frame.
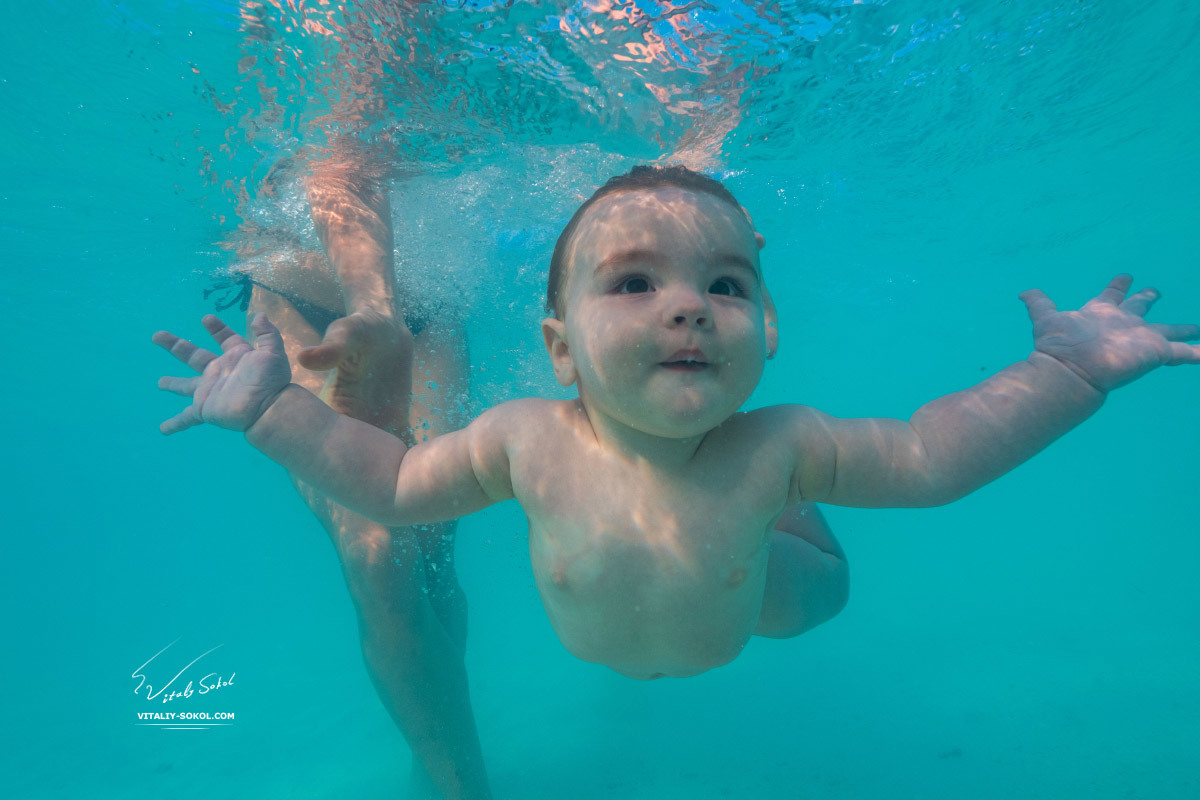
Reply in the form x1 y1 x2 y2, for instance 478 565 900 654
571 186 753 252
586 185 743 224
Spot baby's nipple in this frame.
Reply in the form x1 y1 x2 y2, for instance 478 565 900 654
726 567 748 589
551 559 569 588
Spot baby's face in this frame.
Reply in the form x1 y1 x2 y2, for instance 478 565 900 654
543 186 769 439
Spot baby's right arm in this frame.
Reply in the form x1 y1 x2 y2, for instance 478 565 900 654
154 314 513 526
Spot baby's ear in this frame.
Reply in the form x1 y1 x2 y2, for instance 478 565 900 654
738 204 766 251
541 318 578 386
762 284 779 359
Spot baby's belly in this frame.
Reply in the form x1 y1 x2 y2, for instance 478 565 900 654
531 537 770 679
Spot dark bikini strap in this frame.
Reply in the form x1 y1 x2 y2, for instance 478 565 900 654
204 271 341 329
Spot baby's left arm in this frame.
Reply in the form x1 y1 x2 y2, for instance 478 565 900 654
786 275 1199 508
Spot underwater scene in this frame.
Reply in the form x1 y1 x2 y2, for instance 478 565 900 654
1 0 1197 797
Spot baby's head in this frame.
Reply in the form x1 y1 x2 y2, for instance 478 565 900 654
541 165 778 439
546 165 765 319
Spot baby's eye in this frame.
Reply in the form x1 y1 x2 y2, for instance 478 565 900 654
617 276 651 294
709 277 746 297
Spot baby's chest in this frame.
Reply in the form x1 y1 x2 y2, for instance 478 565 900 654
519 460 780 584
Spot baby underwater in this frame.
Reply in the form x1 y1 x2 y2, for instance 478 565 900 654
155 166 1200 680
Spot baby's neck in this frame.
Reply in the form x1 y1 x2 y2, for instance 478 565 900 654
577 399 714 469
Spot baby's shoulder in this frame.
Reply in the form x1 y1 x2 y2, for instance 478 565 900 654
462 398 579 500
473 397 581 443
722 404 832 442
724 404 842 501
709 404 839 473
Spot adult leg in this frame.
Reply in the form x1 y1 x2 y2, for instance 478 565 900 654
247 282 489 799
407 315 473 650
754 503 850 639
385 314 477 798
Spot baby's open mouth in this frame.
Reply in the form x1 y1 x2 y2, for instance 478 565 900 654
660 350 710 371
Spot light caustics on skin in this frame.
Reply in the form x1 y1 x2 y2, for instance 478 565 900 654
535 187 770 599
556 188 766 432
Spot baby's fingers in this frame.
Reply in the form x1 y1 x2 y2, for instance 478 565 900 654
153 330 217 373
1164 341 1200 367
1095 274 1134 305
249 313 285 356
158 375 199 397
1019 289 1057 323
1119 287 1160 317
159 405 204 436
1150 322 1200 342
201 314 249 353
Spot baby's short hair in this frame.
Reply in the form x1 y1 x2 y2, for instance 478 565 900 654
546 165 746 318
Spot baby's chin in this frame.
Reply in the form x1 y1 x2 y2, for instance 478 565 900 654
623 403 741 440
581 383 749 441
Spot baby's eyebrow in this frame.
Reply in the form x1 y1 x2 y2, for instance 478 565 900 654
594 250 757 276
714 254 758 276
595 249 663 274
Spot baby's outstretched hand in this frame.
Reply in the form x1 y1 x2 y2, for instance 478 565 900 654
1020 274 1200 392
153 313 292 434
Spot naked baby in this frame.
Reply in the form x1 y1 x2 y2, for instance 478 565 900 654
155 165 1199 680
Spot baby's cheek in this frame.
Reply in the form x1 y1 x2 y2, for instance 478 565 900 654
627 337 659 367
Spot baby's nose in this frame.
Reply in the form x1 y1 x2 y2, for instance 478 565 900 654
673 311 709 326
664 288 711 327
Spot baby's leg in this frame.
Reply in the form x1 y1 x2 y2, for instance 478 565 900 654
248 284 488 800
754 504 850 639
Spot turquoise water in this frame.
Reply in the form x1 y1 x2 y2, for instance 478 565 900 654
2 0 1197 797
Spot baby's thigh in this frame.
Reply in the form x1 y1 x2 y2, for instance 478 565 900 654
755 519 850 640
